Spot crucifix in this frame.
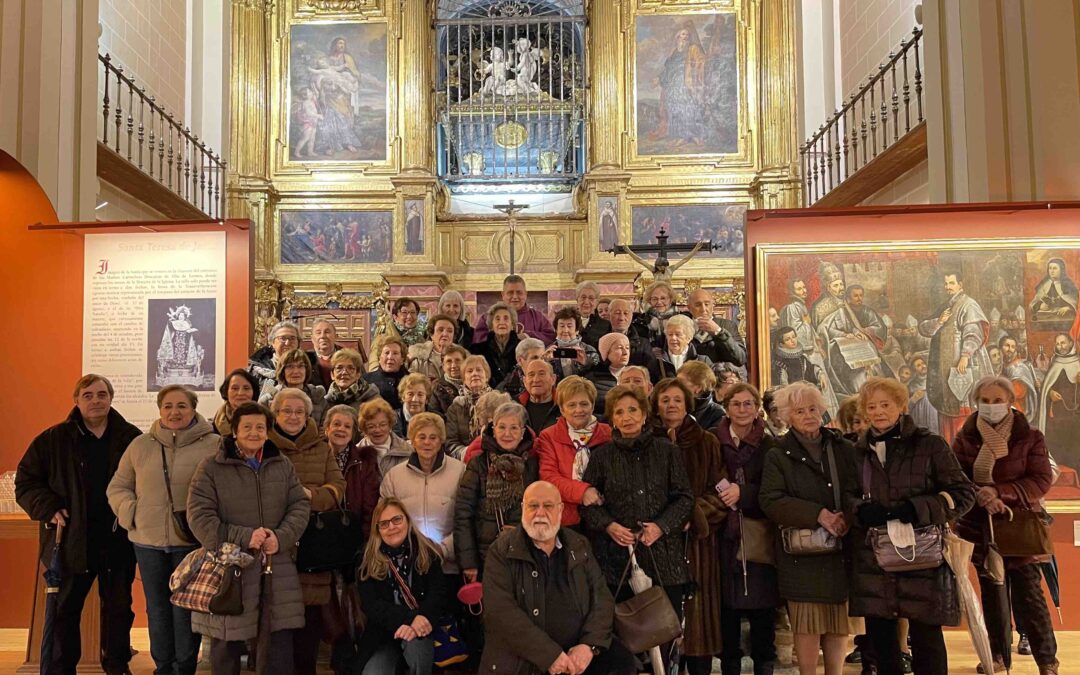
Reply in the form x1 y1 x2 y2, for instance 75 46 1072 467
609 226 715 285
493 199 529 275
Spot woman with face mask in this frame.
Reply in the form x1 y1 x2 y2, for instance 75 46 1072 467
951 376 1058 675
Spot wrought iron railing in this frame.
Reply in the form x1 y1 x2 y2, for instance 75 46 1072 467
800 27 924 206
98 53 226 219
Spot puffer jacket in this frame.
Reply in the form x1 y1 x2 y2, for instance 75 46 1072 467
269 419 346 605
581 431 693 588
480 526 614 674
108 414 219 548
362 432 412 477
471 332 521 388
584 363 619 416
445 390 488 459
340 442 380 538
952 410 1054 568
692 396 726 431
454 430 539 572
364 367 408 409
846 415 976 626
407 341 443 380
186 437 310 641
536 417 613 526
246 345 277 390
380 451 466 573
258 382 327 428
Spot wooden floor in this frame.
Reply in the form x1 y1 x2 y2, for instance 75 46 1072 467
0 629 1072 673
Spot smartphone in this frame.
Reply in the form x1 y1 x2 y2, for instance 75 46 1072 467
553 347 578 359
716 478 731 493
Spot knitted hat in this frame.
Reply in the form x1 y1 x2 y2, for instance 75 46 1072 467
598 333 629 362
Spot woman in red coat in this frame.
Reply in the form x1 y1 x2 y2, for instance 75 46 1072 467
951 376 1058 675
536 376 612 528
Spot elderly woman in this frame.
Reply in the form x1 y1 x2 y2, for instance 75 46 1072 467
430 344 469 415
714 383 782 675
407 313 457 380
248 319 302 389
536 376 612 529
107 385 219 675
649 378 726 675
581 384 693 666
267 388 346 675
364 335 410 410
461 390 514 464
576 280 613 347
847 377 975 675
656 314 712 379
952 376 1058 674
455 402 538 582
548 307 600 379
438 289 474 347
634 280 679 348
381 413 466 574
445 355 494 458
186 402 310 674
324 404 379 537
586 333 632 416
258 349 327 426
677 360 725 430
395 373 432 437
213 368 258 436
470 302 521 387
759 382 860 675
354 398 410 477
325 348 381 412
356 498 447 675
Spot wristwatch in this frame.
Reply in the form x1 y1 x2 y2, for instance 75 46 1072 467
589 645 603 657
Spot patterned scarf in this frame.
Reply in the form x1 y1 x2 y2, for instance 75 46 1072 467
569 417 598 480
326 382 363 405
974 412 1013 485
463 384 492 407
484 443 529 523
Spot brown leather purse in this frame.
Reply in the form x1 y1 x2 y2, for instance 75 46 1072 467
990 506 1053 557
737 516 776 565
612 547 682 653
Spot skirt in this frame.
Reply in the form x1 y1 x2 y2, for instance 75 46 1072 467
787 600 864 636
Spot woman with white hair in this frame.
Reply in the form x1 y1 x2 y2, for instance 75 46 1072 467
760 382 860 675
951 375 1058 674
656 313 713 379
248 319 302 389
634 280 679 347
469 302 521 388
267 387 346 675
444 355 494 459
575 280 612 347
438 289 474 347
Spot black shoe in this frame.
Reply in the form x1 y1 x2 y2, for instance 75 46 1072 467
1019 633 1032 655
846 648 863 664
901 652 913 674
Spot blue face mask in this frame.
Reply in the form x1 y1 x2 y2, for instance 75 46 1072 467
977 402 1010 424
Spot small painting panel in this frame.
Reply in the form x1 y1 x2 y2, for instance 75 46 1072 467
280 210 392 264
147 298 216 392
631 204 746 258
404 199 425 255
598 196 619 252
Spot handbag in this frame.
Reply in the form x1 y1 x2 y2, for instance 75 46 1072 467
170 547 244 615
296 504 363 573
990 506 1053 557
159 442 196 544
862 458 944 573
322 570 366 642
612 546 682 653
781 440 844 556
387 558 468 666
736 515 776 565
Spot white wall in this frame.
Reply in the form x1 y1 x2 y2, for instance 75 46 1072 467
838 0 919 96
98 0 187 117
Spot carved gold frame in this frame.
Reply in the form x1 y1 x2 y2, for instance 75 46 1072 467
272 198 399 281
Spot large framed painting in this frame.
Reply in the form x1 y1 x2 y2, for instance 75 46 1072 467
287 22 388 162
755 238 1080 501
633 12 739 156
279 210 392 264
631 204 746 258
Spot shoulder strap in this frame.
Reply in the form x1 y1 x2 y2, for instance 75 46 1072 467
824 439 842 510
159 442 176 511
387 559 420 610
861 455 872 501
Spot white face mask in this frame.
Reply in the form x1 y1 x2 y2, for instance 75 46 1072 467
977 402 1010 424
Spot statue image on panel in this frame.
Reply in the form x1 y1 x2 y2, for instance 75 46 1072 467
631 204 745 259
288 23 388 162
404 199 425 255
635 12 738 156
148 298 216 391
280 210 392 264
598 197 619 251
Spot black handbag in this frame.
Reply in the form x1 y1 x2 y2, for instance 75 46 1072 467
159 443 196 544
296 509 364 573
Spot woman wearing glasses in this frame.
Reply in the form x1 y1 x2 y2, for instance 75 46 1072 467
325 348 381 412
247 320 303 390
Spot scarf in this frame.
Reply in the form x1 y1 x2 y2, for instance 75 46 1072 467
974 412 1013 485
326 381 364 405
463 384 492 407
569 417 599 480
484 442 529 523
868 419 903 466
333 443 352 471
382 538 415 605
720 417 764 481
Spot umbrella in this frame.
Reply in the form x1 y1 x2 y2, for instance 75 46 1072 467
626 547 666 675
1039 556 1063 624
39 523 64 675
255 553 274 675
944 528 998 674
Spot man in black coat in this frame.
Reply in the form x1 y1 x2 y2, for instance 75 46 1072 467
305 318 344 389
686 288 747 367
16 374 142 675
607 299 659 370
576 281 613 348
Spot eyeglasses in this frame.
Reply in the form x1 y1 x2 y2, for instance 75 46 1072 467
523 501 561 513
274 335 298 344
333 365 358 374
279 409 307 418
377 514 406 530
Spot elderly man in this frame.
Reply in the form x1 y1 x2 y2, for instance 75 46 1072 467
16 375 142 675
481 481 636 675
686 288 747 367
607 298 657 367
391 297 427 347
498 337 547 399
473 275 556 345
306 318 343 389
576 281 613 348
248 319 302 389
519 360 561 435
617 365 653 397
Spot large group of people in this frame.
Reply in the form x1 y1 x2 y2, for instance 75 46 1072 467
14 272 1062 675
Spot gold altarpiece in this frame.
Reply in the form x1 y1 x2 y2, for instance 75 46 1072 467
227 0 800 348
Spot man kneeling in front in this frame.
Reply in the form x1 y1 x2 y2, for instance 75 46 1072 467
481 480 637 674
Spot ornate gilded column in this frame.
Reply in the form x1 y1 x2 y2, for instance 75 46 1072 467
586 0 623 172
399 0 434 175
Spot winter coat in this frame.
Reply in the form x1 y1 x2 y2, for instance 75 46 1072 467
480 526 615 675
654 343 713 380
212 403 235 437
269 419 346 605
107 414 219 549
406 341 443 380
692 397 726 432
473 305 555 346
16 407 141 572
362 432 412 477
454 431 539 572
713 417 781 609
581 432 693 588
453 317 475 348
536 418 613 526
429 377 463 416
364 367 407 410
517 391 561 436
585 363 620 416
580 313 613 348
654 416 727 656
550 339 600 380
323 381 381 414
186 437 310 641
497 365 527 400
380 451 466 573
306 348 341 390
846 415 975 626
952 410 1054 568
445 391 487 459
759 428 857 604
355 534 448 669
247 345 277 390
341 442 380 538
258 382 327 428
471 332 521 388
685 314 747 367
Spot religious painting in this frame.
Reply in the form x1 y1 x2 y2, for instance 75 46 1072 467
598 196 619 252
280 210 392 264
631 204 746 258
756 239 1080 494
146 298 216 392
403 199 425 255
287 22 388 162
634 12 739 156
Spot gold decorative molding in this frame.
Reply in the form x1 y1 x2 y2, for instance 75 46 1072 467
254 278 284 349
302 0 377 12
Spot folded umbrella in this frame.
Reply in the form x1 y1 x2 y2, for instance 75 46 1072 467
944 528 997 674
255 554 274 675
1039 556 1063 624
39 523 64 675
